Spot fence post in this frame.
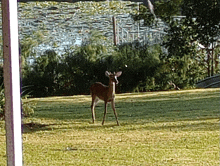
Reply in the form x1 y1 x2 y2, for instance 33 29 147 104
112 16 117 45
2 0 23 165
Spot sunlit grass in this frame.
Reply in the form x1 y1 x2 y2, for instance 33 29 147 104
0 89 219 165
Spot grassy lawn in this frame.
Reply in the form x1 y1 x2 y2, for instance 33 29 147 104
0 88 219 165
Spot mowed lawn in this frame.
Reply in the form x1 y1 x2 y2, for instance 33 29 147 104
0 88 219 165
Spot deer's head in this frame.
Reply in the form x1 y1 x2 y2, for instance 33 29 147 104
105 71 122 84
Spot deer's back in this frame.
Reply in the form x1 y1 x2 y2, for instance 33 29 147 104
90 82 108 93
90 82 109 99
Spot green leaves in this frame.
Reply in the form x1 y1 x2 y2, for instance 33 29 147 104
181 0 220 76
133 0 183 26
163 19 197 59
182 0 220 46
155 0 183 22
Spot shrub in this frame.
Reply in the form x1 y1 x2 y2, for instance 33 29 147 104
21 96 36 117
112 42 161 92
0 88 36 120
22 50 62 97
61 44 109 95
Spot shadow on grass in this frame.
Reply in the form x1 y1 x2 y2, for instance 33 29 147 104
22 121 121 133
22 122 56 133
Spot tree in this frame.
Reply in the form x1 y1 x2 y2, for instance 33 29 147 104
161 18 207 89
132 0 183 26
182 0 220 76
136 0 220 78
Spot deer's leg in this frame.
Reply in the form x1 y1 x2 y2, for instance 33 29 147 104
102 101 108 125
111 100 120 126
91 95 99 123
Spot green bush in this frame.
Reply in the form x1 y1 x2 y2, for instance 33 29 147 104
112 42 161 92
22 50 62 97
154 53 207 90
0 87 36 119
22 97 36 117
61 43 109 95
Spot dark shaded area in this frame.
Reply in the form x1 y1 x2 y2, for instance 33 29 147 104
22 122 56 133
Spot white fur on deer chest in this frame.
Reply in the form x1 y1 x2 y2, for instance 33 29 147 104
107 82 115 101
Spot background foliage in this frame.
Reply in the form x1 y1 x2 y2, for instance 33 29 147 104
135 0 220 77
21 36 208 97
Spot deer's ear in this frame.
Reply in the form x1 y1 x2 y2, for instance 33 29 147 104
105 71 110 77
115 71 122 77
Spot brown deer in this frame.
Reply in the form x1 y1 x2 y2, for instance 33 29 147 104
90 71 122 126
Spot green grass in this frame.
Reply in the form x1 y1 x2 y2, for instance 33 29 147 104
0 89 219 165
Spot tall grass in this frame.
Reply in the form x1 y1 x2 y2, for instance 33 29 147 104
0 89 219 165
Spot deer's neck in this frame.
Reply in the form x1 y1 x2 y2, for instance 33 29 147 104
108 81 115 95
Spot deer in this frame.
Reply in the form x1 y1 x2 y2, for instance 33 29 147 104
90 71 122 126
